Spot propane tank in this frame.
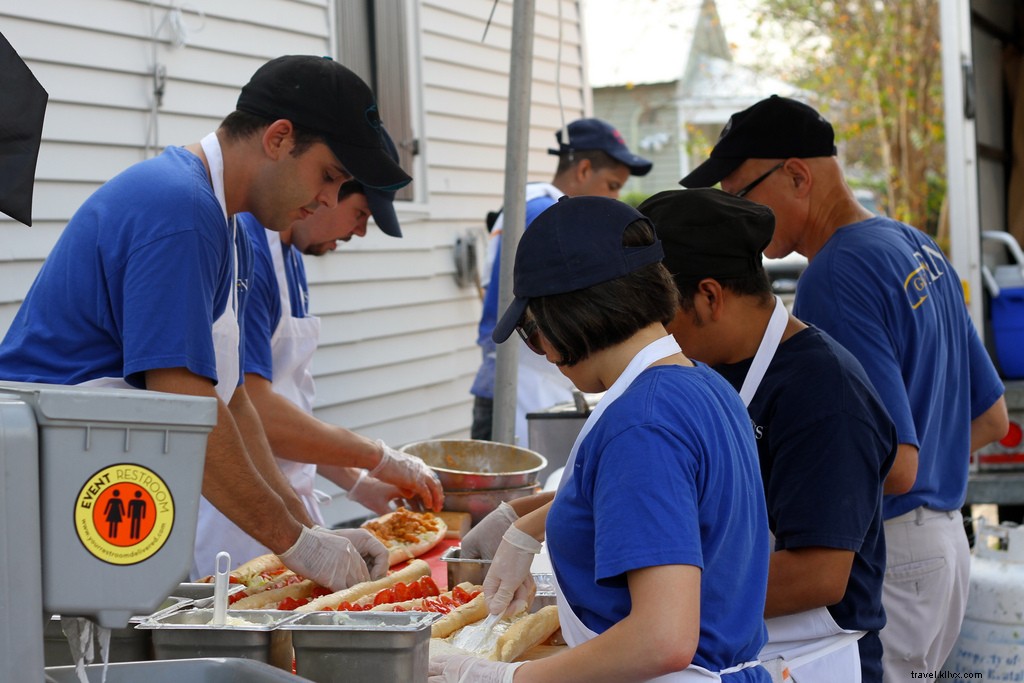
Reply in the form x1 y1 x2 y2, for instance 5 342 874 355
941 519 1024 677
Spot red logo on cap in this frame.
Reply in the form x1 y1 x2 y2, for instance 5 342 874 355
612 129 626 145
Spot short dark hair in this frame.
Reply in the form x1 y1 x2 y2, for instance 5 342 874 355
528 219 680 367
675 270 774 312
219 110 326 157
554 148 622 176
339 179 365 201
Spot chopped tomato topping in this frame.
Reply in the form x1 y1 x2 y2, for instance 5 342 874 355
277 597 309 611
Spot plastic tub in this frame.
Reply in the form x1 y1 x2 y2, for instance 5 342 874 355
991 287 1024 378
284 611 438 683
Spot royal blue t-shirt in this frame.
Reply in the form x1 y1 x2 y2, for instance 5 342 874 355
239 214 310 381
716 326 896 680
546 364 770 680
793 217 1004 518
0 146 243 390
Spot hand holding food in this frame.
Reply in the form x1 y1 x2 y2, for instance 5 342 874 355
484 526 541 617
320 526 390 580
371 439 445 512
279 525 379 591
347 470 404 514
460 502 518 560
428 654 523 683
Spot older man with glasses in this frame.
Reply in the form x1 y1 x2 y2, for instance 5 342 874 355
681 94 1009 681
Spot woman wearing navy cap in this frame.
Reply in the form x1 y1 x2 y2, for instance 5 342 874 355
429 197 771 683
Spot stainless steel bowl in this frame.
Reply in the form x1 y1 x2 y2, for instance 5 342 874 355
400 439 547 490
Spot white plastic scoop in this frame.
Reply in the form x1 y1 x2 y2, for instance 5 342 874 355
452 611 501 653
211 551 231 626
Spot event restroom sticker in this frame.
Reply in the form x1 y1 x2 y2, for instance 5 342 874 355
74 464 174 565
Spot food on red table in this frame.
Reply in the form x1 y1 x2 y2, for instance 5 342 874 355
361 507 448 566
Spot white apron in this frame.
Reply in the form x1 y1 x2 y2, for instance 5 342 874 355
748 297 865 683
189 132 262 579
551 335 761 681
265 229 324 525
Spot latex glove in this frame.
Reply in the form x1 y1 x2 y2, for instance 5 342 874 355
347 469 403 515
370 439 445 511
484 525 541 617
279 526 379 591
319 526 389 580
461 502 518 560
428 653 524 683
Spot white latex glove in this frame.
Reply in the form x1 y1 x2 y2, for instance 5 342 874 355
279 526 381 591
484 525 541 617
428 653 524 683
370 439 445 511
347 469 403 515
461 502 518 560
320 526 389 580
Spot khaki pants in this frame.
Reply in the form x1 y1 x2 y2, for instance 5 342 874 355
880 507 970 681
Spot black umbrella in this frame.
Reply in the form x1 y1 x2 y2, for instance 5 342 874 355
0 31 48 227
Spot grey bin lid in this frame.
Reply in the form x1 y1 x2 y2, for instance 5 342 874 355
0 381 217 427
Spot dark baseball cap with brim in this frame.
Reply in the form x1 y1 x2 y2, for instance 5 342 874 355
679 95 837 189
364 127 404 237
237 55 412 191
638 188 774 282
492 196 664 343
548 118 653 176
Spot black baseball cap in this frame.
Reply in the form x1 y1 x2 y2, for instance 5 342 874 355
679 95 836 189
638 188 774 282
492 196 664 343
364 127 404 237
237 55 411 191
548 118 653 176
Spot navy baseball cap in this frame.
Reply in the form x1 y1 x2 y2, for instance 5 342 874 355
237 55 412 191
492 196 664 343
638 189 774 281
364 127 404 237
680 95 836 189
548 118 653 176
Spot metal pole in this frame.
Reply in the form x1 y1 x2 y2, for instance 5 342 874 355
491 0 536 445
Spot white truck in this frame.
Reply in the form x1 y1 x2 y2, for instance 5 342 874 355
941 0 1024 507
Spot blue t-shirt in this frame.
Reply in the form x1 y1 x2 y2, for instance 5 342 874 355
546 364 770 680
716 326 896 681
0 146 245 390
239 214 310 381
793 217 1004 517
469 194 558 399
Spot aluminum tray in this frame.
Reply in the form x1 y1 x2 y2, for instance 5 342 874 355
170 582 245 602
284 611 438 683
137 608 295 670
440 545 491 587
44 657 309 682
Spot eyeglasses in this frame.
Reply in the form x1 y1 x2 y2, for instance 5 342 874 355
516 318 545 356
734 161 785 198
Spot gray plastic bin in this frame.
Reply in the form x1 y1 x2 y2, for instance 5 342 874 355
0 381 216 629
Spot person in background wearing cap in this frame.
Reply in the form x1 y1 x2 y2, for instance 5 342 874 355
639 188 896 682
469 118 652 447
681 95 1009 680
195 128 443 572
431 196 770 683
0 55 411 590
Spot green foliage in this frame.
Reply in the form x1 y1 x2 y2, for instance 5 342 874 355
619 190 653 209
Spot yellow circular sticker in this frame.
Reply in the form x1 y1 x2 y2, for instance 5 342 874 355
74 464 175 565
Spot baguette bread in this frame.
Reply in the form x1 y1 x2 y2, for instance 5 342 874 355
493 605 561 662
231 579 315 610
295 558 432 613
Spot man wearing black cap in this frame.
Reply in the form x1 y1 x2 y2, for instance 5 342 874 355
470 117 652 446
195 128 443 575
681 95 1009 680
0 55 411 590
639 188 896 682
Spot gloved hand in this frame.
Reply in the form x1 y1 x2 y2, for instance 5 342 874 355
347 469 404 515
460 502 518 560
484 525 541 617
428 653 524 683
279 526 383 591
370 439 444 512
319 526 389 580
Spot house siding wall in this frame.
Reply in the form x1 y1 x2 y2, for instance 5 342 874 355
0 0 587 459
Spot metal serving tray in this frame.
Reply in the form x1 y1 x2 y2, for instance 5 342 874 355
136 608 295 670
44 657 310 682
283 611 439 683
440 545 491 587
